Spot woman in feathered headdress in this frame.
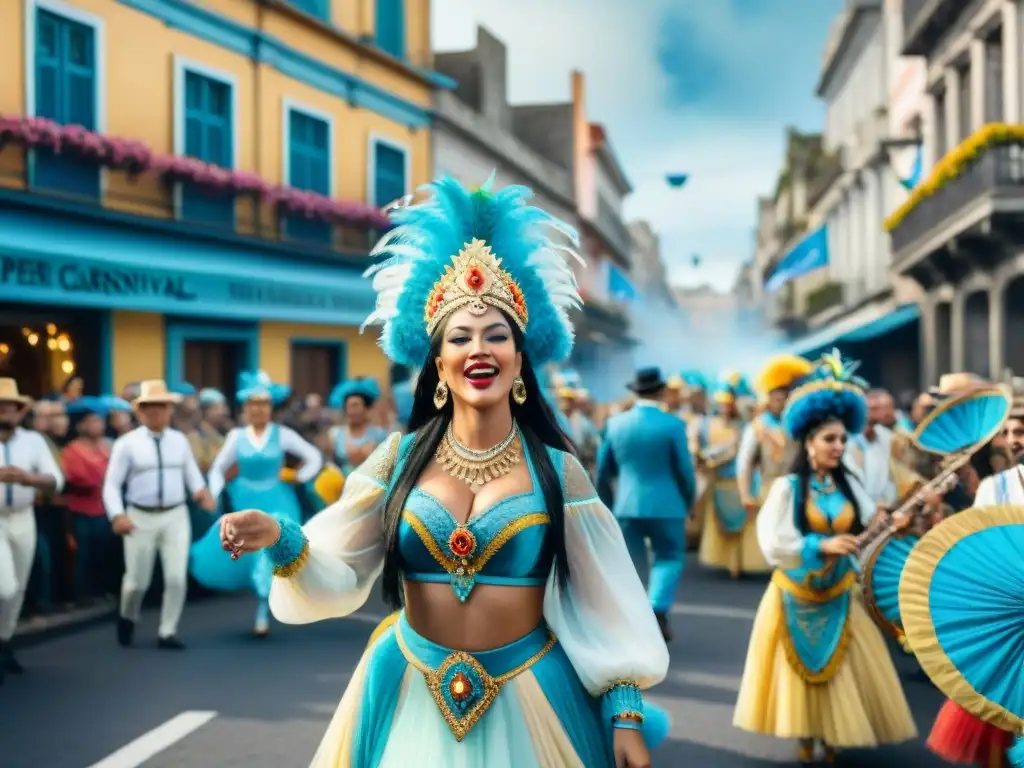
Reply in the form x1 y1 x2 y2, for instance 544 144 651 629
696 371 769 578
327 377 389 475
215 177 670 767
188 371 323 637
733 352 916 764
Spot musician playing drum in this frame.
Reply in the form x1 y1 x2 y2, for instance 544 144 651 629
733 351 916 766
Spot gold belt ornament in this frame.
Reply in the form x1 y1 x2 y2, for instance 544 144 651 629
394 624 556 741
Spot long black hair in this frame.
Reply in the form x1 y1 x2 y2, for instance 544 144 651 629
789 415 865 535
379 315 577 609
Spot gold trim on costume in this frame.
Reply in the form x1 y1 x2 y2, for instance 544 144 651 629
402 511 550 576
773 571 855 684
272 542 310 579
394 623 556 741
900 504 1024 733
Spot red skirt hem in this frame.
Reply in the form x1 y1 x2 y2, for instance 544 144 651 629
927 699 1012 766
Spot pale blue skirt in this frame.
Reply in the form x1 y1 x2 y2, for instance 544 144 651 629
311 612 671 767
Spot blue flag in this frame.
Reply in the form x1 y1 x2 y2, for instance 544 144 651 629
899 144 923 190
765 225 829 292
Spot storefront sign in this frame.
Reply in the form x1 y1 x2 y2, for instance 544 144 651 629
0 252 371 325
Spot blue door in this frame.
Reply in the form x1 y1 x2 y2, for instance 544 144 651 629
373 141 406 208
181 70 234 227
375 0 405 59
285 109 331 244
33 9 100 200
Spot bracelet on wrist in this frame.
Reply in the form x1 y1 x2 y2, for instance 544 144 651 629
267 518 310 578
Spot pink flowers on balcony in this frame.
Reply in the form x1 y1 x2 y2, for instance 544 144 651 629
0 114 389 230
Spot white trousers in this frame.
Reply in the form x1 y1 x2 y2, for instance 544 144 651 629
120 505 191 638
0 507 36 641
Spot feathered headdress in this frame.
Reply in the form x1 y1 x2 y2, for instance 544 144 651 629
329 377 382 409
756 354 815 395
237 371 290 406
552 369 583 399
361 175 584 368
713 371 752 404
781 349 868 440
681 371 707 392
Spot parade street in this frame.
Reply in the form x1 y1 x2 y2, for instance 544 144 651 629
4 556 949 768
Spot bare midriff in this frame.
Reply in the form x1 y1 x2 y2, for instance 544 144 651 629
403 581 545 652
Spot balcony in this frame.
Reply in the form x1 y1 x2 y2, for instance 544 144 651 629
887 138 1024 278
804 280 845 318
902 0 969 57
593 196 632 267
0 120 381 265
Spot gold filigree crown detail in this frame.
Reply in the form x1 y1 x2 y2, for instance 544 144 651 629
424 239 528 334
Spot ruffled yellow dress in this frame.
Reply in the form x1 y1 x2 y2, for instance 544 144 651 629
733 474 916 749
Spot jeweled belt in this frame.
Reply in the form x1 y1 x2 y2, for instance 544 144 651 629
393 623 556 741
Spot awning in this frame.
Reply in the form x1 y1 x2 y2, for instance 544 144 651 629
788 302 920 357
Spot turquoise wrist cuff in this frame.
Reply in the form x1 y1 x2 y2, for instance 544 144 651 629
267 517 309 578
601 680 644 727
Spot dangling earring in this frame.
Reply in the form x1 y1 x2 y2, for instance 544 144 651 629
511 376 527 405
807 447 818 470
433 380 449 410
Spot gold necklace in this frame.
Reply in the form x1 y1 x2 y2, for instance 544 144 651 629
436 420 521 488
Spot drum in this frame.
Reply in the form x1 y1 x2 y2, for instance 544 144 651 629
858 527 920 648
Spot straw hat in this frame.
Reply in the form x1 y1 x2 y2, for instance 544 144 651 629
0 378 32 405
133 380 182 406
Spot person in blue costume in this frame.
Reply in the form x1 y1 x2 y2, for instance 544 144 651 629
597 366 696 643
328 378 389 476
697 372 766 578
189 371 322 637
216 176 671 767
734 350 916 765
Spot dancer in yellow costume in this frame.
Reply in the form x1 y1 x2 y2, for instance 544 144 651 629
698 372 768 577
733 351 916 765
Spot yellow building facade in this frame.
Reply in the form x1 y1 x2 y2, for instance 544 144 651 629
0 0 440 399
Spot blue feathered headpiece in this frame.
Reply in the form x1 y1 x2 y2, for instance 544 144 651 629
781 349 868 440
713 371 753 403
361 175 583 368
67 395 109 417
328 378 382 409
236 371 290 406
100 395 132 412
681 371 707 391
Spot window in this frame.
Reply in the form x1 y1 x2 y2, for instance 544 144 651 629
375 0 405 59
286 0 329 20
284 106 332 244
371 139 407 209
33 8 100 199
178 65 235 227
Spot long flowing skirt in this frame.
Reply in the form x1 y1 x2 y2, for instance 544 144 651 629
733 581 917 748
189 479 304 597
311 612 671 768
927 699 1011 766
698 479 769 576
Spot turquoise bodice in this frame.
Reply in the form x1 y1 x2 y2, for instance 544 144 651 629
236 425 285 488
780 475 857 590
398 440 553 601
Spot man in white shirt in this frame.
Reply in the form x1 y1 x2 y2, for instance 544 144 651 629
0 379 63 682
848 389 924 508
103 380 214 650
1004 379 1024 465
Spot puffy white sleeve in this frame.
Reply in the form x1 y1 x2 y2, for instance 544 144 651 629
207 429 239 500
736 423 758 500
543 453 669 726
847 472 878 526
268 432 401 625
756 476 803 568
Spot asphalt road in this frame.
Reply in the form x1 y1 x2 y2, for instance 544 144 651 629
3 555 949 768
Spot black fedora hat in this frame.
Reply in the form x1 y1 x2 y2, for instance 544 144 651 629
627 367 667 395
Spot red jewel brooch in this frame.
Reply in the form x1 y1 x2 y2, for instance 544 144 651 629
464 266 486 291
448 527 476 559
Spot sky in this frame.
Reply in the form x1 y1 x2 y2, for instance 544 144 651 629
431 0 844 292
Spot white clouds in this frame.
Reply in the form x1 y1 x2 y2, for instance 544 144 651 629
430 1 839 292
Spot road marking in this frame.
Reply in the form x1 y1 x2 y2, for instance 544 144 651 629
666 669 743 692
87 711 218 768
671 603 756 620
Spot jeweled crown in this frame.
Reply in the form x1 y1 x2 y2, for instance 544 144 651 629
424 239 528 335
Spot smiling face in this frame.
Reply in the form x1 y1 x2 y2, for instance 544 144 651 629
436 305 521 411
808 419 847 471
244 397 272 428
